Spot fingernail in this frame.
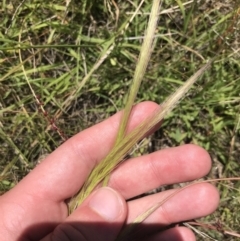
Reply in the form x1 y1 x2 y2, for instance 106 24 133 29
89 187 122 221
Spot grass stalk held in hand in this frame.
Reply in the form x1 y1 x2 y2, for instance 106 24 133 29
102 0 162 186
68 58 213 213
68 0 162 212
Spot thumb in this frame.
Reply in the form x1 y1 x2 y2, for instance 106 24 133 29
40 187 127 241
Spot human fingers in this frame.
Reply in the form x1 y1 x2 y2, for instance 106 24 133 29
144 226 196 241
40 187 127 241
123 183 219 238
108 144 212 199
127 183 219 224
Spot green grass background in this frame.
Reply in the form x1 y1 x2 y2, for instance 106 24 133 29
0 0 240 240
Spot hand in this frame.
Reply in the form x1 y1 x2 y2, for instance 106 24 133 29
0 102 219 241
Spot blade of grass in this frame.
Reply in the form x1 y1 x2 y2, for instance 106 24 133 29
115 0 162 145
0 127 28 167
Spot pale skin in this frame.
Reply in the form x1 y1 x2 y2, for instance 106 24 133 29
0 102 219 241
